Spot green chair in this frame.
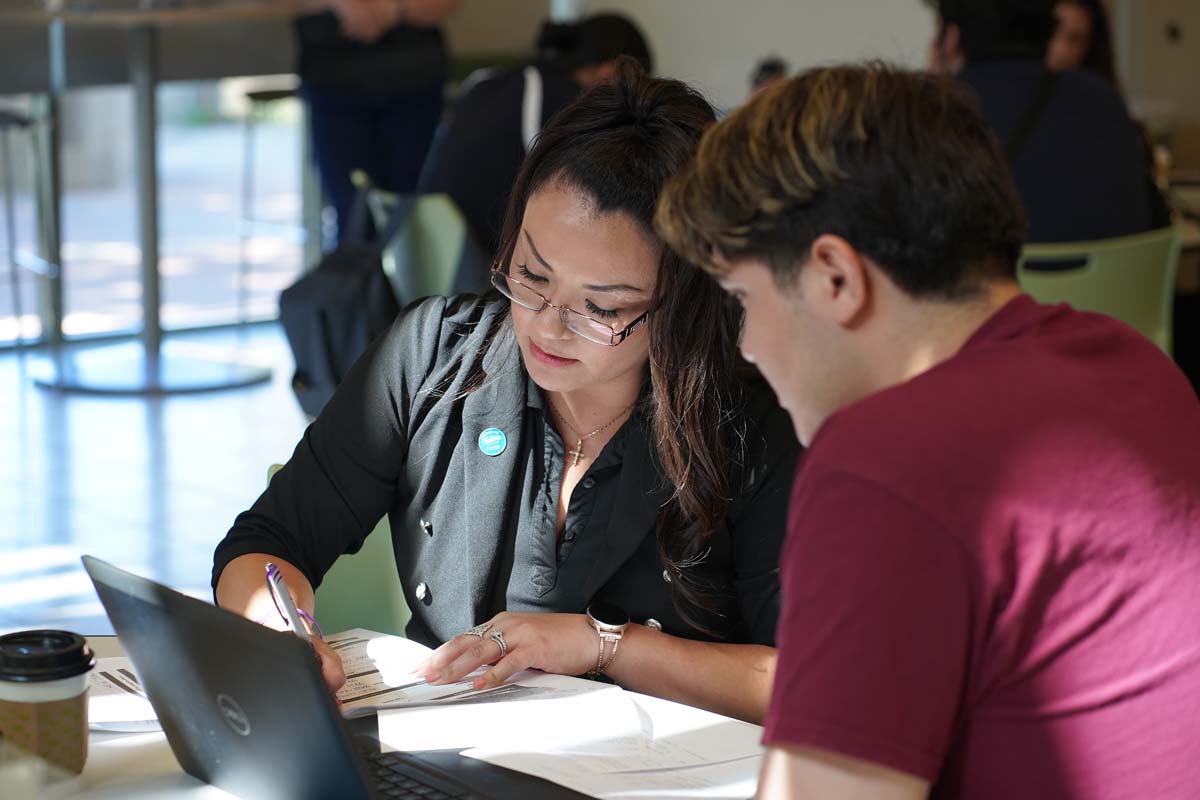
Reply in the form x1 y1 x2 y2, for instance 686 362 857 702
353 170 474 304
267 465 410 636
1018 226 1182 354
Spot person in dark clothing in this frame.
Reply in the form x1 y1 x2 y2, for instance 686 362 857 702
928 0 1154 243
295 0 462 245
213 61 799 725
417 14 652 255
1045 0 1172 228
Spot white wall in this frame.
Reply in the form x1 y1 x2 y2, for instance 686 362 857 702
444 0 548 54
1114 0 1199 121
587 0 937 109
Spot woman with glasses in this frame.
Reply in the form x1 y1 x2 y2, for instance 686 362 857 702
212 60 798 724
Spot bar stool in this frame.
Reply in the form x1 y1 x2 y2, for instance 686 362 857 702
238 87 298 325
0 109 35 349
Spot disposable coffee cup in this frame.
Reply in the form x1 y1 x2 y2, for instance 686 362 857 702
0 630 96 776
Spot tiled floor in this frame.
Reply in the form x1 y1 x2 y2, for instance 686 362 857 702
0 322 309 635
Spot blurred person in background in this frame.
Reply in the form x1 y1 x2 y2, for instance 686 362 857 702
1046 0 1118 82
928 0 1154 243
1046 0 1117 83
748 56 789 99
418 13 652 255
292 0 462 245
1045 0 1172 226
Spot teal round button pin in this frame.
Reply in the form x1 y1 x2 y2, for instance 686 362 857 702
478 428 507 457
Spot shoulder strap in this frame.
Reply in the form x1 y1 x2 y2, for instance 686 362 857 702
521 65 544 154
1005 70 1061 162
371 195 417 258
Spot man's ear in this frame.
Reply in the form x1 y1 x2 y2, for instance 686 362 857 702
805 234 870 327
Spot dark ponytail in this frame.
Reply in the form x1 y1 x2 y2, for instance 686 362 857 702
494 58 744 635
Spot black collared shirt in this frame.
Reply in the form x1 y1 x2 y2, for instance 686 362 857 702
495 378 634 616
213 294 799 648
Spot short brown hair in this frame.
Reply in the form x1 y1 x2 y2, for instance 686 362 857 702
655 62 1026 298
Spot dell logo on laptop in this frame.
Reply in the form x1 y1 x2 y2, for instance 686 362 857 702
216 693 252 737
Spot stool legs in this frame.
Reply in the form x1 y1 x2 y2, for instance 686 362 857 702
237 103 258 327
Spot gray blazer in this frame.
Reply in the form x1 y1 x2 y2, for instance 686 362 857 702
214 294 799 647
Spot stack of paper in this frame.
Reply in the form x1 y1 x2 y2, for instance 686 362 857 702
329 628 551 717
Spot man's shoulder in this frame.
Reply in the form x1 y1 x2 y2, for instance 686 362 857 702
808 301 1178 477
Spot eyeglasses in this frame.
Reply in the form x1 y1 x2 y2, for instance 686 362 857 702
490 268 650 347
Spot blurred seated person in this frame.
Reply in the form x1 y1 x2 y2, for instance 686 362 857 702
1046 0 1172 225
417 13 651 254
290 0 462 245
928 0 1154 243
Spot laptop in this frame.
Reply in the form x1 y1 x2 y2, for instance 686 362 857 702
82 556 590 800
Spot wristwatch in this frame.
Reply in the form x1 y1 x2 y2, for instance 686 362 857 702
585 602 630 676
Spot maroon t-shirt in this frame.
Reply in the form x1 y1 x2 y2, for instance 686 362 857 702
765 296 1200 798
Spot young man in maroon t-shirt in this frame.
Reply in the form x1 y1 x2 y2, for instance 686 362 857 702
656 64 1200 799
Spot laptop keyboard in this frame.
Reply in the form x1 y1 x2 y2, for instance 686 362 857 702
366 750 488 800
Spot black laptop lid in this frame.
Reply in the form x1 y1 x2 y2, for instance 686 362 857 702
82 556 375 800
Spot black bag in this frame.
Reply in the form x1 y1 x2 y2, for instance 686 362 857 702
279 191 412 418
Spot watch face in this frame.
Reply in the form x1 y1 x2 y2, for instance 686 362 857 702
587 601 630 628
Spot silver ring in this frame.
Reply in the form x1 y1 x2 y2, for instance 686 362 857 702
490 628 507 658
464 622 492 638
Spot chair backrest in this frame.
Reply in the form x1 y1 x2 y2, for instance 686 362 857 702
366 188 470 303
267 465 411 637
1018 226 1182 354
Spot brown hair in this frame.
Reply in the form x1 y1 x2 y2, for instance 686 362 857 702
656 62 1026 298
494 59 746 634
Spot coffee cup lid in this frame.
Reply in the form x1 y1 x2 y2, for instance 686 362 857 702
0 630 96 683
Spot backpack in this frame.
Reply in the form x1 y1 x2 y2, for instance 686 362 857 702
278 190 412 418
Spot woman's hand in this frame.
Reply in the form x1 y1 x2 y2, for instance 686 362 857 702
313 637 348 694
417 612 598 690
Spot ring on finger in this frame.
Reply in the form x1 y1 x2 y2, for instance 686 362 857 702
489 627 507 658
464 622 492 638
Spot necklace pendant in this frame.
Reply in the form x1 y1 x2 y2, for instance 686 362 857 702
568 439 586 467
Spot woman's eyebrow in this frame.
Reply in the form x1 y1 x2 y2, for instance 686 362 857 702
524 229 556 273
524 229 648 295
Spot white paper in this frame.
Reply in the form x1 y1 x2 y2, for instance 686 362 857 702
377 672 630 752
462 689 764 800
87 658 161 733
330 628 532 717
